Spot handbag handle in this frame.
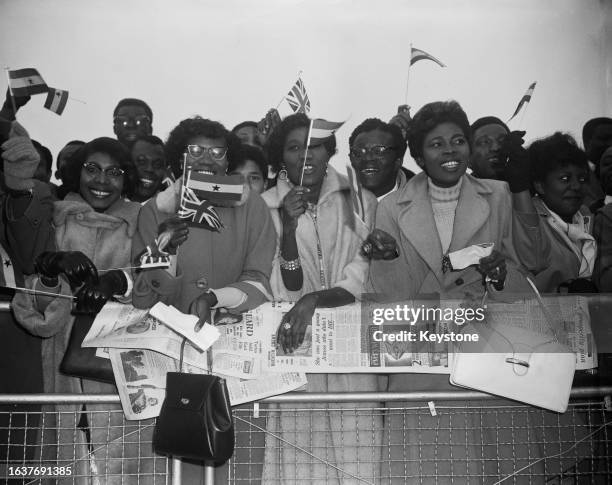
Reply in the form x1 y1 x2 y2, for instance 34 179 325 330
178 337 213 374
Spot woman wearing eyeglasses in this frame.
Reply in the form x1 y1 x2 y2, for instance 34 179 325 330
131 117 275 482
132 117 275 319
12 137 151 481
260 113 381 483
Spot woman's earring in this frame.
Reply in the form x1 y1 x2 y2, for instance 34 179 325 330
278 167 288 181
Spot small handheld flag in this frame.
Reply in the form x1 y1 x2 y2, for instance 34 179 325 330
508 82 537 122
405 46 446 105
346 165 366 224
309 118 345 144
44 87 69 115
177 172 245 231
178 187 223 232
8 68 48 97
410 47 446 68
185 172 244 203
285 77 311 114
298 118 345 185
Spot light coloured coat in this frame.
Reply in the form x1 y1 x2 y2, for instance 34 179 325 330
11 194 150 484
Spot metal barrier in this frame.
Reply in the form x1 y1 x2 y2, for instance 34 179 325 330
1 388 611 484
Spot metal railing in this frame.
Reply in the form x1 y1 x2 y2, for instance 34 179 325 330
1 387 611 484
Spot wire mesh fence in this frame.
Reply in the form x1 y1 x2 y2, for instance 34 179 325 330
0 392 611 484
0 398 169 484
229 396 612 484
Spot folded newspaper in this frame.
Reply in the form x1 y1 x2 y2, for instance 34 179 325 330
108 347 306 420
85 302 307 420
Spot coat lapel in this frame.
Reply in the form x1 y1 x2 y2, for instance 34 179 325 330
396 174 444 277
448 175 491 253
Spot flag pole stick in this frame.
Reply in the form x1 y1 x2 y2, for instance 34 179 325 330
68 96 87 105
1 286 76 300
4 68 18 120
276 70 303 110
404 44 412 106
299 119 314 186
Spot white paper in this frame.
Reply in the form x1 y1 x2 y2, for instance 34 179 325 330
149 301 220 352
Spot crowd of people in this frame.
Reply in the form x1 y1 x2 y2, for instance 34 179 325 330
1 87 610 483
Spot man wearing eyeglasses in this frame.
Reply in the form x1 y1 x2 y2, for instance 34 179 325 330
348 118 411 201
112 98 153 148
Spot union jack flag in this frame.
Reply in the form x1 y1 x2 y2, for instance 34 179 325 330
285 77 311 114
178 187 223 232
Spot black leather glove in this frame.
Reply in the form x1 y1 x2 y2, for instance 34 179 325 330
75 270 128 314
157 217 189 255
0 88 30 121
502 130 531 193
35 251 98 287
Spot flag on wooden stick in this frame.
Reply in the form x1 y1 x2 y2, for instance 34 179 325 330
178 187 223 231
44 87 69 115
178 172 245 231
410 47 446 68
309 118 344 144
285 77 311 114
8 68 48 96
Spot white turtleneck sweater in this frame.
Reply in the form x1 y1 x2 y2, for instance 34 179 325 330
428 177 463 253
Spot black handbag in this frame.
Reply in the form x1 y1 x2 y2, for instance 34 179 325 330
59 313 115 384
153 344 235 463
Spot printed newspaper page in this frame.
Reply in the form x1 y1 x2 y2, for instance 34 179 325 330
223 301 453 374
482 295 596 370
109 348 306 420
83 302 211 370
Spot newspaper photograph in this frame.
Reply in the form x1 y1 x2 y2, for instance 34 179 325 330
109 348 173 420
109 348 307 420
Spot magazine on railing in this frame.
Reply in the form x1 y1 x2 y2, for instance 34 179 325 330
108 347 307 420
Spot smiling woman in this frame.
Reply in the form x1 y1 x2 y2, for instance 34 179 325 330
11 136 146 481
365 100 537 482
527 132 597 292
261 113 381 483
131 116 276 483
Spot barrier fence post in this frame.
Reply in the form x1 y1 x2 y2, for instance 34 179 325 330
171 457 182 485
204 461 215 484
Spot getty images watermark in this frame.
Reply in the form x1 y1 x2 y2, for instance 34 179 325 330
370 304 484 343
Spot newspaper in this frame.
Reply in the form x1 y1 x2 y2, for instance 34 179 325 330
214 296 597 374
212 301 452 374
480 295 597 370
108 348 307 420
82 302 214 370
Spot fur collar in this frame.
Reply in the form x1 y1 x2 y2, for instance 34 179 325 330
53 193 141 236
